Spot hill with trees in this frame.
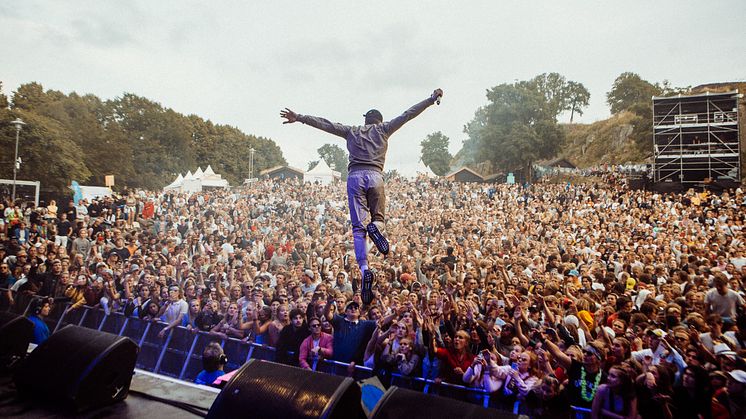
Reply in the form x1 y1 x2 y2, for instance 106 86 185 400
0 81 286 193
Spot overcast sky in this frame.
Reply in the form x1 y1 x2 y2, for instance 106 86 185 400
2 1 745 177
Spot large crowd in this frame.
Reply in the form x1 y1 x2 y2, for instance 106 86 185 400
2 173 746 418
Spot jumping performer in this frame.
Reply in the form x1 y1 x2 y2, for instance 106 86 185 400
280 88 443 304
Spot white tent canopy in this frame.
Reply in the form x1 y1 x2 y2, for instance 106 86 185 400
413 159 436 179
164 174 184 191
163 167 229 193
304 159 341 185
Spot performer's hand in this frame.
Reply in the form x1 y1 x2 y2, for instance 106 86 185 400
431 89 443 102
280 108 298 124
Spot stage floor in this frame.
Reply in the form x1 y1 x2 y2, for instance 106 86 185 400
0 369 219 418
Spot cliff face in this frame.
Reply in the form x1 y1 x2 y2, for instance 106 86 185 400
560 111 651 168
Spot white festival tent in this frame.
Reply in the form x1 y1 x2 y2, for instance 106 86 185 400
163 166 229 193
303 159 341 185
413 158 436 179
163 174 184 191
199 165 230 188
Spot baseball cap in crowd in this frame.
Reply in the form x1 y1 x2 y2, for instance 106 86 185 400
728 370 746 384
130 264 140 272
304 269 314 279
96 262 107 269
568 270 579 277
345 301 360 311
648 328 667 338
363 109 383 123
626 278 636 291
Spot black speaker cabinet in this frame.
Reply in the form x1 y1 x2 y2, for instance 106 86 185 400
370 386 524 419
207 359 365 419
0 311 34 367
13 324 139 411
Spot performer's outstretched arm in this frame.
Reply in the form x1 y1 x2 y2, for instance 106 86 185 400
281 108 350 138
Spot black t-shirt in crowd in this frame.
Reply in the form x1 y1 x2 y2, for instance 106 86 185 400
57 219 72 237
566 359 606 408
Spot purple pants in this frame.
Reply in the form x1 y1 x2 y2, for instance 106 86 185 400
346 170 385 268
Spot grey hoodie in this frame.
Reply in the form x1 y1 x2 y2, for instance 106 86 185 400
297 96 436 172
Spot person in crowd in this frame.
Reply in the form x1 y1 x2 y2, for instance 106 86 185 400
211 301 243 339
27 297 52 344
299 317 333 370
324 299 376 364
158 285 188 338
381 336 420 377
194 342 227 386
671 365 712 419
276 308 310 366
591 365 638 419
430 328 475 384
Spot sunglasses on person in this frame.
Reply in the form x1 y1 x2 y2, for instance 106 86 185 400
309 323 321 328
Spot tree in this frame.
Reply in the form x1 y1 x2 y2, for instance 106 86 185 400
420 131 452 176
528 73 590 122
566 81 591 123
606 72 661 114
464 78 565 182
307 160 319 171
317 143 348 180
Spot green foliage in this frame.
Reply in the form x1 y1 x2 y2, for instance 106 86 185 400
317 143 348 180
606 72 661 114
528 73 591 122
463 78 565 176
307 160 319 171
0 82 286 193
420 131 452 176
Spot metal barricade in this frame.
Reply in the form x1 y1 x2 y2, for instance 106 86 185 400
156 326 197 378
134 320 169 372
317 359 374 381
79 306 107 330
247 342 277 362
100 311 128 335
180 332 222 382
571 405 592 419
222 337 251 372
53 304 87 332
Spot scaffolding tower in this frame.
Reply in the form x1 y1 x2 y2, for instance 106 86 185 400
653 90 740 185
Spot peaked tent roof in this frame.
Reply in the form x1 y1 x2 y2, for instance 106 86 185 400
165 173 184 190
204 165 216 176
413 159 436 178
306 159 340 176
194 167 205 179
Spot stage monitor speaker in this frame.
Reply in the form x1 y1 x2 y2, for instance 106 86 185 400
370 386 526 419
13 324 139 412
207 359 365 419
0 311 34 367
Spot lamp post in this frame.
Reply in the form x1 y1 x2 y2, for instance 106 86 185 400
249 147 255 180
10 118 26 202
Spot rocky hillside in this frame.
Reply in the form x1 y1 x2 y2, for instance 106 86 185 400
560 111 651 168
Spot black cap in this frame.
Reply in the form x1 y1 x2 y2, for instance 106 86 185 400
363 109 383 123
345 301 360 310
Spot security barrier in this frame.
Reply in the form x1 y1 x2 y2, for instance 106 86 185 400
11 299 524 413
